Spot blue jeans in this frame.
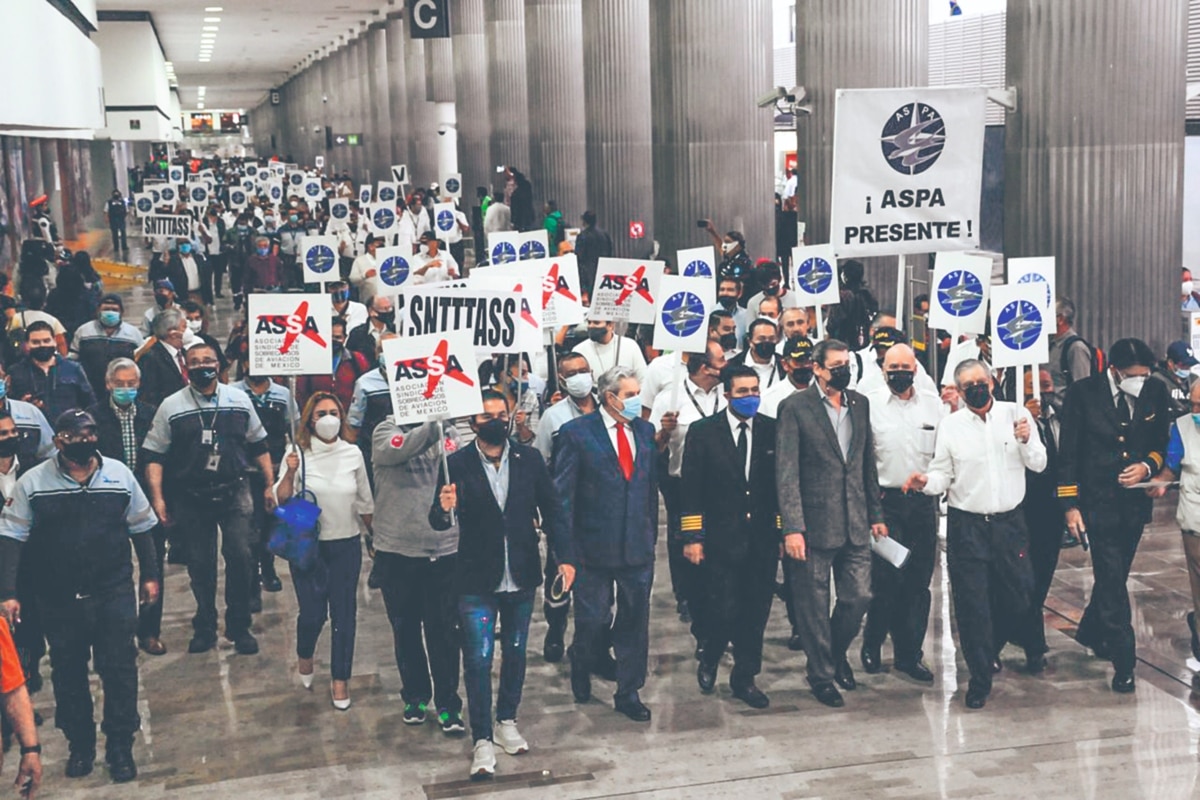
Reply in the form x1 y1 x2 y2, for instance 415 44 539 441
458 588 535 741
291 537 362 681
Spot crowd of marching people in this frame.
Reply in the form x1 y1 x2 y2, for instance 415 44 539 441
0 155 1190 793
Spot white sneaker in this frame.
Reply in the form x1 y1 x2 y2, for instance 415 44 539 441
494 719 529 755
470 739 496 779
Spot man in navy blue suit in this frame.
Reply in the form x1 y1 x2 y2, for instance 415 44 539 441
553 365 659 722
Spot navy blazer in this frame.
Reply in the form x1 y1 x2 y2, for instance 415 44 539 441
551 411 658 569
429 441 564 596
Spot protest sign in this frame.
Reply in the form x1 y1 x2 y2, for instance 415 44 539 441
247 293 333 376
791 244 841 307
989 282 1050 369
300 236 340 285
653 275 715 353
142 214 193 238
382 330 481 426
484 254 584 328
394 288 522 354
677 246 716 279
927 251 992 335
590 258 665 325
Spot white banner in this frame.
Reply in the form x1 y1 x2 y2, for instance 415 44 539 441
1007 256 1055 315
142 214 194 239
374 246 417 295
302 178 324 202
677 246 716 279
590 258 665 325
442 173 462 199
383 330 481 426
989 282 1050 369
483 255 585 328
248 293 333 376
300 235 340 285
790 244 841 307
369 204 398 236
927 251 992 335
377 181 399 205
830 86 987 257
518 230 550 261
328 199 351 230
395 288 523 354
286 170 306 192
358 185 372 205
653 275 715 353
488 231 521 265
469 275 543 353
432 202 457 237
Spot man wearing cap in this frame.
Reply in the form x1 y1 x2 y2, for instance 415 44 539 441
0 409 159 783
140 280 178 339
69 295 144 401
760 335 814 419
412 232 460 285
854 326 939 396
105 190 127 253
1150 340 1197 418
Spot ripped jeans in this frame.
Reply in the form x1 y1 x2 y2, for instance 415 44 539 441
458 588 535 742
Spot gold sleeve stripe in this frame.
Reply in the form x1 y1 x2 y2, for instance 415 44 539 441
1148 452 1164 470
1056 486 1079 498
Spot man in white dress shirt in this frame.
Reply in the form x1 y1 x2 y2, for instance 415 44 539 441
573 320 647 384
761 335 814 420
903 358 1046 710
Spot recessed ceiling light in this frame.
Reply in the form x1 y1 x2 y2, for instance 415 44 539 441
204 17 220 22
205 6 223 11
197 103 205 109
202 26 219 31
199 57 211 62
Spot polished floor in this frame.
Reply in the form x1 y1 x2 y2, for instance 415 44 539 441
23 237 1200 798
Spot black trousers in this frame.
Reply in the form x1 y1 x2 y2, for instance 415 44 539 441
863 490 939 665
136 525 168 642
173 481 256 638
207 252 227 296
542 548 570 635
701 545 778 684
660 475 707 645
13 559 45 685
450 240 466 275
110 220 127 250
571 563 653 700
1001 497 1064 657
1076 511 1145 673
376 551 463 713
43 589 139 750
945 507 1034 692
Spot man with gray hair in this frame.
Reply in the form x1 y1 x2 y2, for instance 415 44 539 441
903 358 1046 710
553 365 659 722
86 358 166 655
137 308 188 410
1048 296 1094 403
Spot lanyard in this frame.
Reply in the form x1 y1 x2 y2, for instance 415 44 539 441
686 386 719 418
190 386 221 439
598 336 622 374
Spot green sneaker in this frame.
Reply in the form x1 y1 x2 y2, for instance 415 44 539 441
438 710 466 735
402 702 427 725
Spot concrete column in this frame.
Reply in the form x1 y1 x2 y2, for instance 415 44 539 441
367 23 393 185
436 103 458 180
582 0 654 258
405 36 439 188
385 14 412 183
351 36 369 180
524 0 586 224
1005 0 1186 351
453 0 491 200
424 38 456 186
651 0 773 267
485 0 531 178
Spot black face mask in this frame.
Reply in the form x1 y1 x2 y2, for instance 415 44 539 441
189 367 219 388
885 370 915 394
763 284 780 296
61 441 95 464
29 346 56 363
375 311 395 328
0 438 18 458
826 364 852 392
792 366 814 386
717 296 738 310
719 333 738 351
753 341 776 360
587 327 609 342
475 418 509 446
155 293 172 308
963 383 992 410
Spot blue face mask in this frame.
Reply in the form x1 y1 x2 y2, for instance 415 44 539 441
111 387 138 406
729 395 761 419
615 395 641 421
0 381 8 401
256 246 269 256
99 309 121 327
1193 413 1200 427
179 243 192 254
1177 368 1191 380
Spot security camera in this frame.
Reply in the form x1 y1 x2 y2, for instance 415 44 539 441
788 86 807 103
437 128 446 136
322 95 328 104
756 87 787 109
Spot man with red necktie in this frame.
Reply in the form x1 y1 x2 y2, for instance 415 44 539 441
553 366 660 723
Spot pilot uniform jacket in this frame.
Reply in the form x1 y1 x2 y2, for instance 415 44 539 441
429 441 563 597
678 412 780 560
775 385 884 549
1057 373 1170 525
551 412 659 570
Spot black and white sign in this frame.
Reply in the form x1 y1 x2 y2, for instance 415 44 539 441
142 214 194 239
383 330 480 427
390 164 409 185
409 0 450 39
395 288 522 354
442 173 462 199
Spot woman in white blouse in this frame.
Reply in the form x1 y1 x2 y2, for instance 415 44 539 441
275 392 373 710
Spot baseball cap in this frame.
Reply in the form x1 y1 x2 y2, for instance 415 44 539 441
871 326 908 349
1167 340 1199 367
55 409 97 436
782 335 814 362
153 278 175 293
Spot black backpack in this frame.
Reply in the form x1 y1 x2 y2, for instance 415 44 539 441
1058 334 1105 385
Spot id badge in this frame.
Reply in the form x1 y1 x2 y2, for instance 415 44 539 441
201 430 213 445
205 452 222 472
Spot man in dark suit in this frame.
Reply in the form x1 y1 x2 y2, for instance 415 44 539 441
136 309 188 411
1059 338 1170 693
430 390 569 780
679 365 779 708
553 365 659 722
776 338 887 708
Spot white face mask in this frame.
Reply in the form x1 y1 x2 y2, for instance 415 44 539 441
186 319 202 333
1116 369 1146 399
419 244 430 256
314 414 341 441
181 328 197 347
721 240 737 255
563 372 594 399
1184 281 1194 296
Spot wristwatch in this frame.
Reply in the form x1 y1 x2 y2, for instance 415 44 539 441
19 744 40 756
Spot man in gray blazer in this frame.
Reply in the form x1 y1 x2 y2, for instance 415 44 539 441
776 338 888 708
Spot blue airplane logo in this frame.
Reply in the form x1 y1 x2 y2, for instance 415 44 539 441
492 241 517 264
379 256 410 286
520 241 547 260
437 210 454 231
996 300 1042 351
797 257 834 295
683 260 712 278
661 292 706 338
937 270 984 317
373 209 395 229
305 245 336 274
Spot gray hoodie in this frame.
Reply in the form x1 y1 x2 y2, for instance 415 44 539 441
371 417 460 558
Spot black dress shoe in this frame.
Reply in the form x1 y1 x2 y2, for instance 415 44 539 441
614 696 651 722
65 748 95 778
895 660 935 683
1025 653 1047 675
261 572 283 593
543 635 564 664
788 633 805 652
834 659 857 691
732 683 770 709
570 662 591 703
232 632 259 655
697 662 717 694
188 634 217 654
1188 612 1200 661
810 682 844 708
1112 672 1136 693
107 748 138 783
965 686 989 709
860 645 881 674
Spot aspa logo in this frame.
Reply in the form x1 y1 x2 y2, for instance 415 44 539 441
373 208 395 230
379 185 396 202
379 255 410 287
436 210 454 232
996 299 1042 351
519 240 546 260
1016 272 1051 308
255 300 328 354
305 182 320 197
190 186 207 202
881 102 947 176
444 177 461 195
305 244 336 275
289 173 304 186
231 191 246 205
161 186 176 201
331 203 349 219
598 266 654 306
359 188 372 204
660 292 705 338
796 257 834 295
270 186 283 201
135 197 153 213
541 262 578 309
393 338 474 399
242 179 255 192
491 240 517 264
936 269 984 317
682 259 712 278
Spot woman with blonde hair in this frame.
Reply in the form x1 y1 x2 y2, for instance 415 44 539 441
275 391 373 709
